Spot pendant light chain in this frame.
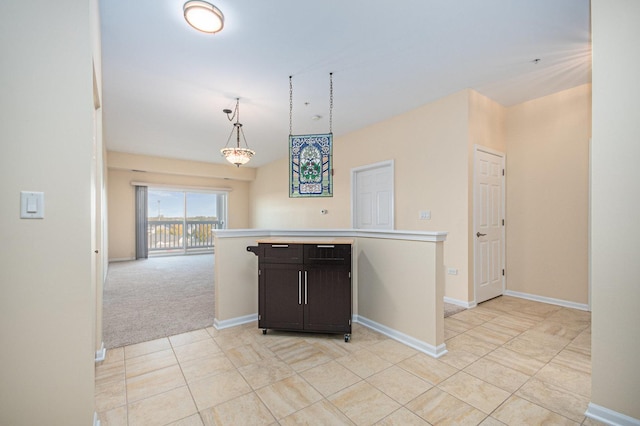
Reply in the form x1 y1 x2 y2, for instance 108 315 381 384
289 75 293 136
329 72 334 134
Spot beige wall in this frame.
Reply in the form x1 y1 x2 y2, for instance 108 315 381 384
213 231 445 354
250 86 593 308
213 235 261 322
249 156 346 229
469 90 507 153
252 90 475 302
107 152 252 260
0 0 98 423
468 91 507 300
356 238 445 349
591 0 640 420
506 84 591 304
92 0 106 355
108 150 256 182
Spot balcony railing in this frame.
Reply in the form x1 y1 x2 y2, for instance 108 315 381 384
148 220 222 252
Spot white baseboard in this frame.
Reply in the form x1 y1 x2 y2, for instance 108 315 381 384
93 412 101 426
585 403 640 426
213 313 258 330
95 342 106 363
444 297 477 309
108 257 135 263
504 290 590 311
212 313 447 358
354 315 447 358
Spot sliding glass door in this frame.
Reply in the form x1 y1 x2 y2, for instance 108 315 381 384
147 189 227 255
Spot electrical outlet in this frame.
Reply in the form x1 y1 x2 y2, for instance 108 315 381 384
447 268 458 275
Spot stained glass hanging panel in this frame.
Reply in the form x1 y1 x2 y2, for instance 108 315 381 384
289 133 333 197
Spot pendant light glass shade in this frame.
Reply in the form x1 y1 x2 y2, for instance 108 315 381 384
221 146 255 167
183 1 224 34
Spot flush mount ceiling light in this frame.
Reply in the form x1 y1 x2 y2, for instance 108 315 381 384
183 1 224 34
221 98 255 167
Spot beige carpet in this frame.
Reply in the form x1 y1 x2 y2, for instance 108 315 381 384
444 302 466 317
103 254 461 348
103 254 214 349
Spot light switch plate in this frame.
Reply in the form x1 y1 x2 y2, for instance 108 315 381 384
21 191 44 219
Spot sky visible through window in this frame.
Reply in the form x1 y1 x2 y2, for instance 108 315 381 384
148 190 217 219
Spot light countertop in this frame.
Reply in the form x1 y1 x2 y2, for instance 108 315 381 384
256 238 354 245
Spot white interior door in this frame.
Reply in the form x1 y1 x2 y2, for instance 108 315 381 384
352 160 394 229
474 147 505 303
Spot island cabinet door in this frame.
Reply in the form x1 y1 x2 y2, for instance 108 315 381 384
259 263 304 331
303 265 352 333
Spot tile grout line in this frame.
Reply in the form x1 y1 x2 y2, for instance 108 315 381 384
445 304 583 424
169 333 209 425
293 355 347 418
122 347 130 426
475 306 591 424
99 297 593 425
447 312 519 424
214 329 285 423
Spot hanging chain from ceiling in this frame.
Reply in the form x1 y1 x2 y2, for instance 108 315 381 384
329 72 333 134
288 73 334 136
289 75 293 136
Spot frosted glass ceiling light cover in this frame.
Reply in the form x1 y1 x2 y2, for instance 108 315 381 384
183 1 224 34
220 147 254 166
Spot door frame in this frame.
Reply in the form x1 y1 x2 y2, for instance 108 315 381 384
473 145 506 304
350 160 395 229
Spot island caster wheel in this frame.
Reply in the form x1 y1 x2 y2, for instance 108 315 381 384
262 329 267 335
344 334 351 342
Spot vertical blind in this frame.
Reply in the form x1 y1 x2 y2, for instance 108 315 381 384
135 185 148 259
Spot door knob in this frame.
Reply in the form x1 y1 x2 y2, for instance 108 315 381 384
476 232 487 238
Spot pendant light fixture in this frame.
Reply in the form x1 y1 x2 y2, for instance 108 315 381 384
183 1 224 34
221 98 255 167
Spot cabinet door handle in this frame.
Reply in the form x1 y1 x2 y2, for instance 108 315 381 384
298 271 302 305
317 244 335 248
272 244 289 248
304 271 308 305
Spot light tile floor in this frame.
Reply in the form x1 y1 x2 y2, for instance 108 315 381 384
95 296 605 425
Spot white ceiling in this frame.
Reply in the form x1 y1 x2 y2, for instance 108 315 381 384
100 0 591 168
